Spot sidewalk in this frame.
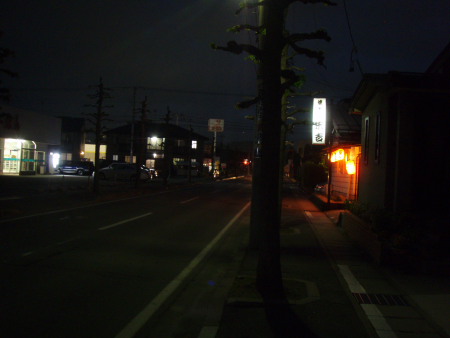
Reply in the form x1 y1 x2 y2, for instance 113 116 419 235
215 185 450 338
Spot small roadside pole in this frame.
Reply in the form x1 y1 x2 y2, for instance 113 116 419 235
208 119 224 178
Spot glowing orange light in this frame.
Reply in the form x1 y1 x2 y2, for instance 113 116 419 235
346 160 356 175
330 153 337 162
330 149 345 162
243 159 249 165
335 149 345 161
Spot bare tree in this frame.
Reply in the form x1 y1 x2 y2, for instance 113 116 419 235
85 78 112 194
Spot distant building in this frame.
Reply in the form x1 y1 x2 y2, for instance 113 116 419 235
0 106 61 175
104 122 208 176
58 116 87 162
57 116 107 165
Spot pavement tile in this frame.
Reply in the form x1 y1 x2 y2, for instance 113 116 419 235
387 317 438 334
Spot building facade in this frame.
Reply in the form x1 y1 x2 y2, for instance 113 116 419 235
0 106 61 175
349 72 450 214
105 122 208 175
327 100 362 201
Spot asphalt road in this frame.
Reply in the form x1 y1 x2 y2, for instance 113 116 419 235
0 177 251 337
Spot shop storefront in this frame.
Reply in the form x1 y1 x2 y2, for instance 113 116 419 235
1 138 45 175
1 106 61 175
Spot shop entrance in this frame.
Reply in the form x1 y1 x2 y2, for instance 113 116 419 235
3 139 21 174
2 139 37 174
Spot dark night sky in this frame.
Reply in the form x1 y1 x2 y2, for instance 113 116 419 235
1 0 449 144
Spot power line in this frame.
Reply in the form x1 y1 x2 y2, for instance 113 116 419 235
10 85 255 98
343 0 364 75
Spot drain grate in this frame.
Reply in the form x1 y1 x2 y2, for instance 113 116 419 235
352 293 410 306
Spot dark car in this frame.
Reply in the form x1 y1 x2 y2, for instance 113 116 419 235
56 160 94 176
97 163 151 181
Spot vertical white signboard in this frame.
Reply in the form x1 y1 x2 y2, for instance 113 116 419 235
312 98 327 145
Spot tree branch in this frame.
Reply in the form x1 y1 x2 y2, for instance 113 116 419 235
236 96 260 109
288 44 326 66
287 29 331 44
211 41 263 61
228 24 263 35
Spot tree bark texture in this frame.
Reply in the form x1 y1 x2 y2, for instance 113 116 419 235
255 0 286 299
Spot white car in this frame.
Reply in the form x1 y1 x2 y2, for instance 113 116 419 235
97 163 150 181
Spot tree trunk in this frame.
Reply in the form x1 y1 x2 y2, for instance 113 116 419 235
93 85 103 195
255 0 286 299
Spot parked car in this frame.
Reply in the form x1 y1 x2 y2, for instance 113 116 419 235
56 160 94 176
97 163 150 181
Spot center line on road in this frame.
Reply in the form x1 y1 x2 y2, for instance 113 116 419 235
98 212 153 231
114 201 251 338
180 196 199 204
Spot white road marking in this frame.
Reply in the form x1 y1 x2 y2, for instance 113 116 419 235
304 211 313 218
0 189 170 224
114 201 251 338
180 196 199 204
98 212 153 231
0 196 21 201
57 237 79 245
338 265 397 338
338 264 366 294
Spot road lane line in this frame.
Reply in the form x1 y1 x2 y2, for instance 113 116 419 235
0 196 21 201
114 201 251 338
180 196 199 204
0 189 171 224
57 237 79 246
98 212 153 231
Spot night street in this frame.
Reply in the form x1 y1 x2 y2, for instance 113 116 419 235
1 177 449 337
0 177 251 337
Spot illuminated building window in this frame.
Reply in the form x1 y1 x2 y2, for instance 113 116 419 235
147 137 164 150
125 156 136 163
61 153 72 161
192 140 197 149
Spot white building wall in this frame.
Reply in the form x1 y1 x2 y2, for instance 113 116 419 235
0 106 61 144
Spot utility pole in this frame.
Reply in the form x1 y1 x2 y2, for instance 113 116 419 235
162 106 173 186
135 96 148 187
188 124 193 183
130 86 137 163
